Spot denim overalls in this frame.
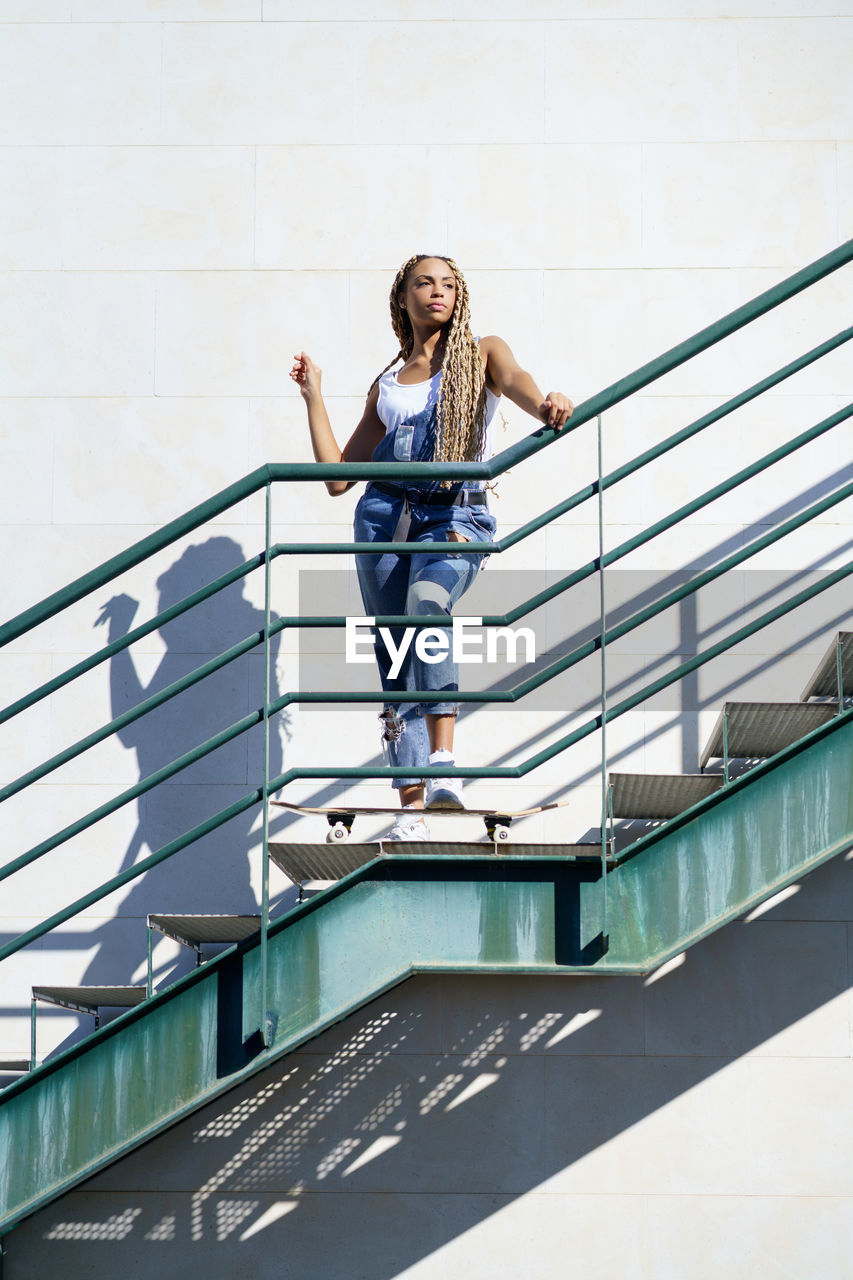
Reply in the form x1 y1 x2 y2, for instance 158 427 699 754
353 401 497 788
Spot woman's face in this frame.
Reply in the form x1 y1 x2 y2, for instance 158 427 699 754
400 258 457 328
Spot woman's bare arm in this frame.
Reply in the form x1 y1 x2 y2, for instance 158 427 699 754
291 351 385 496
479 335 574 428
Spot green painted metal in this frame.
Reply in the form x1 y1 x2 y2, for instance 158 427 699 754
493 330 853 550
6 360 848 744
0 628 266 803
597 412 609 931
2 240 850 651
5 470 849 900
1 709 851 1235
1 240 852 1236
5 421 850 812
0 553 264 727
605 710 853 966
2 553 851 972
260 481 273 1047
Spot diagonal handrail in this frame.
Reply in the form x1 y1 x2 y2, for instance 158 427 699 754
3 239 851 650
4 352 850 732
1 237 851 1003
0 553 265 726
3 398 848 804
2 559 850 968
2 475 851 886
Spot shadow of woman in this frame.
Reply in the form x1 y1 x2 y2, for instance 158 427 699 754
75 537 283 1003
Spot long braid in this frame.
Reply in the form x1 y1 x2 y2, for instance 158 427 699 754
433 261 487 468
369 254 487 476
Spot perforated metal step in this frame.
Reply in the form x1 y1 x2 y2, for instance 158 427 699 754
147 914 261 952
269 842 382 886
269 841 612 888
699 701 836 769
801 631 853 700
610 773 723 819
31 986 148 1016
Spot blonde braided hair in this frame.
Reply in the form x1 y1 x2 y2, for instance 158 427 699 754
370 254 488 479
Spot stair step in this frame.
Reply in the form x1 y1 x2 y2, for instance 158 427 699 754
801 630 853 700
699 700 836 769
0 1061 29 1074
31 986 148 1017
610 773 723 819
269 842 612 888
148 914 261 951
269 841 381 886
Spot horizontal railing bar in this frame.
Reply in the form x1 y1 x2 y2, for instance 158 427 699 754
0 554 265 727
0 466 273 649
14 357 832 707
269 479 853 713
5 467 850 864
2 559 850 964
1 242 851 964
9 334 831 740
0 709 263 885
598 564 853 735
0 628 266 802
588 478 853 669
0 791 262 966
465 239 853 478
591 404 852 573
269 539 496 555
267 558 853 783
3 241 850 650
264 240 853 487
438 396 850 622
268 403 851 629
216 401 853 637
582 327 853 505
495 326 853 552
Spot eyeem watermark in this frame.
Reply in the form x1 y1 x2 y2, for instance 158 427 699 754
346 616 536 680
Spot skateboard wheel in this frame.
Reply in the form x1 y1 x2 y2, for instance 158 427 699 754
492 825 510 843
326 822 350 843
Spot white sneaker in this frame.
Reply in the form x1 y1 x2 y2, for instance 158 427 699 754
385 811 430 841
425 748 463 809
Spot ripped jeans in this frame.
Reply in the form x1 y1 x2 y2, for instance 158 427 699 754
353 483 496 788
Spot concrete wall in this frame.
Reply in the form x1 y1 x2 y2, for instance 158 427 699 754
0 1 851 1273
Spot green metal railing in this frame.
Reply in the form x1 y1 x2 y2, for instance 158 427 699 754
1 238 851 1054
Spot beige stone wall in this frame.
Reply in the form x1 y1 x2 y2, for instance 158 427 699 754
0 3 850 1268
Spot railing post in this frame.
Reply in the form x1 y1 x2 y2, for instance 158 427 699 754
29 998 37 1073
597 414 609 949
260 481 273 1047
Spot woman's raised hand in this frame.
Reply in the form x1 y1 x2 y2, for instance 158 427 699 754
290 351 322 401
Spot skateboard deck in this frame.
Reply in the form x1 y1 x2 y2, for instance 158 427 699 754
270 799 569 844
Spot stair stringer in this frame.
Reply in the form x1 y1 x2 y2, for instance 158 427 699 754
606 706 853 969
1 708 851 1236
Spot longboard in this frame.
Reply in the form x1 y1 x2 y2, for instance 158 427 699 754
270 799 569 844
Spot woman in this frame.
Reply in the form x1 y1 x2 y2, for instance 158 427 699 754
291 254 573 839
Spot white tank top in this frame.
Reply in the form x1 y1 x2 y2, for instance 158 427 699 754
376 349 500 462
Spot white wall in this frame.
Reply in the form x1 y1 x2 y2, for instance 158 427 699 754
4 850 853 1279
0 2 851 1271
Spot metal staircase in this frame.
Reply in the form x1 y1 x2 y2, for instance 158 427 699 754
614 629 850 810
0 240 851 1236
